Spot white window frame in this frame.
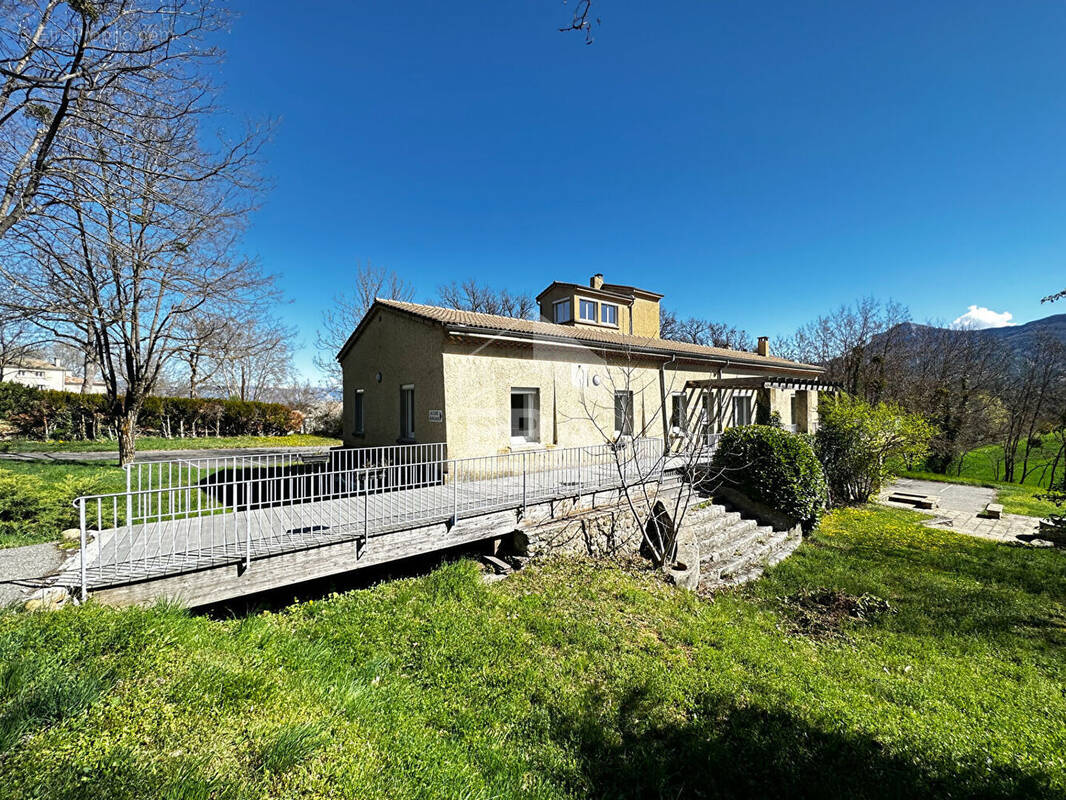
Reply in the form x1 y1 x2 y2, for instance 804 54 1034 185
553 299 572 323
400 384 415 440
509 388 540 444
579 298 598 322
614 390 634 436
601 303 618 326
732 395 751 427
353 388 365 435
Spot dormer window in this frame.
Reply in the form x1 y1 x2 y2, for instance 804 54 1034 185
602 304 618 326
553 299 572 323
579 299 598 322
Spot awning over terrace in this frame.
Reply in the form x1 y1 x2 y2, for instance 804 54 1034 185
683 377 841 391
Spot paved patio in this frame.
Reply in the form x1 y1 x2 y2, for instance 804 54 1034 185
879 478 1046 546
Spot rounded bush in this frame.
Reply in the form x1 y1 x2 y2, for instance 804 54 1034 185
708 425 828 531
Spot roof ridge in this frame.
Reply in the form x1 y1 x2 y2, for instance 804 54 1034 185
371 299 822 372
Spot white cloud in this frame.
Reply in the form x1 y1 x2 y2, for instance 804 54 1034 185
951 305 1015 330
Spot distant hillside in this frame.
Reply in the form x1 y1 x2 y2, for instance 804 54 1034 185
883 314 1066 356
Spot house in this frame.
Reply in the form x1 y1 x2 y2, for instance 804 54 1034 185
337 274 827 460
0 357 68 391
0 357 107 394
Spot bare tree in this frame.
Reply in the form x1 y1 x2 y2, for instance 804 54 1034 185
998 333 1066 483
0 0 230 240
659 308 754 351
778 297 911 399
314 262 414 384
888 324 1010 473
52 335 101 392
0 308 42 379
567 351 722 569
560 0 598 42
212 318 298 403
1 79 270 464
437 279 537 319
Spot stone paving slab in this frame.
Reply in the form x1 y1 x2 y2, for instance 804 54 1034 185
0 542 67 607
879 478 1046 546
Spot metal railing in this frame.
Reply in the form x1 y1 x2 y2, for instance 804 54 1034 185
71 438 675 599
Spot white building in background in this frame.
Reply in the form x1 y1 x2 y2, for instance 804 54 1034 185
0 357 106 394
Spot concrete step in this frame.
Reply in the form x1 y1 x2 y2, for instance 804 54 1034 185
701 528 800 587
700 523 772 564
681 501 729 526
695 516 757 551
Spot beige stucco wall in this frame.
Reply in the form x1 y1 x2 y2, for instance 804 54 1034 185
630 296 661 338
440 338 773 460
339 309 449 449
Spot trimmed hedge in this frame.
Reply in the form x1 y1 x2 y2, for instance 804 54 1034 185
708 425 829 531
0 382 301 442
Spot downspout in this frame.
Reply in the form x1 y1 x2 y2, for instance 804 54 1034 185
659 354 677 448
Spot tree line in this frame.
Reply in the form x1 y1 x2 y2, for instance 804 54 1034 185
0 382 301 443
777 297 1066 487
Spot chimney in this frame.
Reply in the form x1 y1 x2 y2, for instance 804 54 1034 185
757 336 770 357
590 273 604 290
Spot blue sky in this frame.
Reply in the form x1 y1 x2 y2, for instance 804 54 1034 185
218 1 1066 379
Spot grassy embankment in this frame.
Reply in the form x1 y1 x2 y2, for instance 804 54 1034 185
0 506 1063 799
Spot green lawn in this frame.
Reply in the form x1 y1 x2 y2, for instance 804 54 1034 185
0 461 128 549
900 469 1059 518
1 506 1064 799
0 434 341 455
934 440 1064 488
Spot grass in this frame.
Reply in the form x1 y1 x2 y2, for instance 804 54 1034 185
899 469 1059 518
0 434 341 455
0 505 1064 799
946 441 1063 488
0 461 127 549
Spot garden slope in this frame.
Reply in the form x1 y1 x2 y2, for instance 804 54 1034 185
0 506 1063 799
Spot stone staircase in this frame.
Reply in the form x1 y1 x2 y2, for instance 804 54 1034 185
682 499 803 591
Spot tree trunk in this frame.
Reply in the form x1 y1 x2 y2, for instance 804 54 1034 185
118 415 137 466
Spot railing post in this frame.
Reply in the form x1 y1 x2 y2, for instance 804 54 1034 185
245 471 252 570
521 452 527 518
362 467 368 545
78 497 87 603
124 465 132 527
454 463 460 522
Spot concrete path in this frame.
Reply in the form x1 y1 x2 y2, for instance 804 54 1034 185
0 542 68 607
879 478 1045 546
0 445 334 464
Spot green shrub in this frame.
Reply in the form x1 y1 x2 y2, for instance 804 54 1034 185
0 468 104 547
709 425 828 531
815 394 937 507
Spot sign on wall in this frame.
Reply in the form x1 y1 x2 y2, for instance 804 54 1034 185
428 410 443 423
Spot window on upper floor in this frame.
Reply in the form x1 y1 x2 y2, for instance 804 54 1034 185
553 299 572 323
602 303 618 326
579 299 598 322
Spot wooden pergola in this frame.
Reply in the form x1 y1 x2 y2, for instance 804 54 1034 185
683 377 841 392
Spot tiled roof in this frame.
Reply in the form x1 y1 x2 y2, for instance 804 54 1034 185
340 299 822 374
2 357 61 370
